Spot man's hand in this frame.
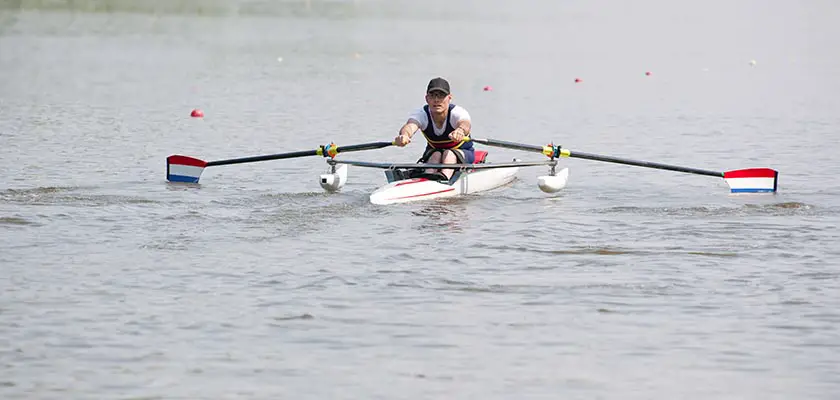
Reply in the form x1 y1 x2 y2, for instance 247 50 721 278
449 128 466 142
394 133 411 147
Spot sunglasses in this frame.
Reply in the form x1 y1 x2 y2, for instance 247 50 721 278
427 91 449 100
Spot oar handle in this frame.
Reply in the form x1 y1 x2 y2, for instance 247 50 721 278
330 141 394 154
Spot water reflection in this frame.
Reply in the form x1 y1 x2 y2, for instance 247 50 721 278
411 199 468 232
0 0 22 12
4 0 362 17
0 5 20 35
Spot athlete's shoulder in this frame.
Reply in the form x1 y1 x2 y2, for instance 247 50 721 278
408 107 429 127
450 104 471 120
409 106 428 117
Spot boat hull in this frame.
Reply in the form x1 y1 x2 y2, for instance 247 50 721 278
369 167 519 205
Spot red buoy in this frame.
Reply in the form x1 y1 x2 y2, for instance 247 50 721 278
190 109 204 118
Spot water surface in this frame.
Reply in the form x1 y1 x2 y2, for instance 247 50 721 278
2 1 839 399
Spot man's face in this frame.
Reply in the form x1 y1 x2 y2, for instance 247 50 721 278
425 90 451 113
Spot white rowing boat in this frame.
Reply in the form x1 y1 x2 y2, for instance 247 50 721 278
320 150 570 205
370 167 521 205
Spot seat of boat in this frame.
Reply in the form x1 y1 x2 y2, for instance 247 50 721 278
474 150 488 163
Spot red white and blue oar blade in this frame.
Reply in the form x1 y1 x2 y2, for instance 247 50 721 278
723 168 778 193
167 155 207 183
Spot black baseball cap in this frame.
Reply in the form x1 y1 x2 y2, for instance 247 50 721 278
426 77 450 95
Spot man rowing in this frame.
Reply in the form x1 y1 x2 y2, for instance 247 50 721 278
393 77 474 180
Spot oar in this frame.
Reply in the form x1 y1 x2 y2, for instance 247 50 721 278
470 137 778 193
166 141 393 183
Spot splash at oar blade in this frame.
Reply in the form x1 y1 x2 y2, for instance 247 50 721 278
723 168 778 193
167 155 207 183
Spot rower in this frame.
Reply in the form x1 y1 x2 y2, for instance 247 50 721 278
393 77 474 180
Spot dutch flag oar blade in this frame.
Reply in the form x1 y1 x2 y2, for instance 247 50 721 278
167 155 207 183
723 168 778 193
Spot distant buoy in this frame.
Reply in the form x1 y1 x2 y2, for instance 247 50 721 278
483 85 493 91
277 57 283 63
749 59 757 66
574 78 582 83
645 71 651 76
190 109 204 118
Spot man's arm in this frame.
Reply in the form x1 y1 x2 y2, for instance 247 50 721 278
453 120 471 136
449 120 471 142
449 106 471 141
400 119 420 138
394 119 420 146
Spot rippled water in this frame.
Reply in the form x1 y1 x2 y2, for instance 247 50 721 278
2 1 839 399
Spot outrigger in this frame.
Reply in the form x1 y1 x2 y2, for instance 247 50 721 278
166 137 778 205
323 152 569 205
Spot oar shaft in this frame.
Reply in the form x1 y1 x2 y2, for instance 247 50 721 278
474 137 723 178
564 150 723 178
205 141 394 167
337 141 394 153
206 150 318 166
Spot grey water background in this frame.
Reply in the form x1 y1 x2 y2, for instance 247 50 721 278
1 0 839 398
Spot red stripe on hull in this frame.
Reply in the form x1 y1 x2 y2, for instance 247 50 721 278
388 187 455 201
394 178 429 187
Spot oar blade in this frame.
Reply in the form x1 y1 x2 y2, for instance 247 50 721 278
723 168 778 193
167 155 207 183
